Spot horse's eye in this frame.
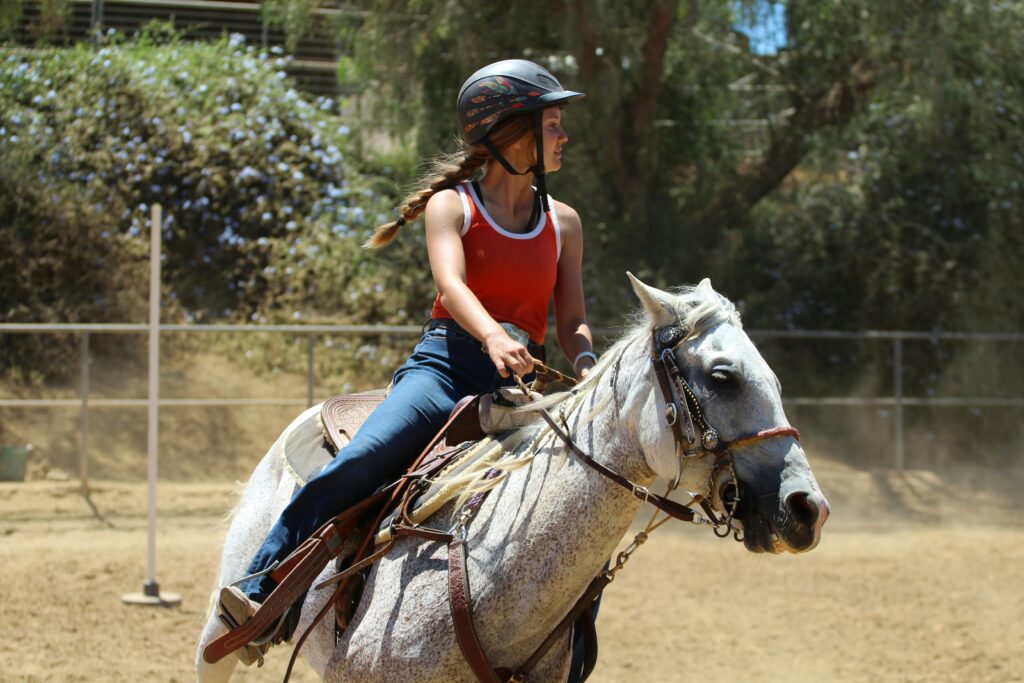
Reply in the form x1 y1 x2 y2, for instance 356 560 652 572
710 369 737 386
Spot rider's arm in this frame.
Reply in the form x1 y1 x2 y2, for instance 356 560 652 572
424 189 534 379
552 202 595 379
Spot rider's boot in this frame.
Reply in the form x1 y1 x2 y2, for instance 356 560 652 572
216 585 287 667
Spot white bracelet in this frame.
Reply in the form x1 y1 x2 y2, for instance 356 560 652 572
572 351 598 371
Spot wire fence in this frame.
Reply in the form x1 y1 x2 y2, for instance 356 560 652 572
3 322 1023 475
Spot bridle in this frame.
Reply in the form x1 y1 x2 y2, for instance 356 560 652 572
527 321 801 541
648 322 801 538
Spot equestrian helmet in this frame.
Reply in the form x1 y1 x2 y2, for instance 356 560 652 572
457 59 584 145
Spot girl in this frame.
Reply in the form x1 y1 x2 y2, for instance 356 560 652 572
220 58 597 668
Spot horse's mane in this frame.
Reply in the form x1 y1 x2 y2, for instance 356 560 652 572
436 279 742 509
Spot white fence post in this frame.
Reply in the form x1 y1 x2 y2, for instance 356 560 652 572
122 204 181 607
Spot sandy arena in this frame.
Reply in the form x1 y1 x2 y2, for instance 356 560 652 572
1 455 1022 683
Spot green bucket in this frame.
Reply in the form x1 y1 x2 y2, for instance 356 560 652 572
0 445 32 482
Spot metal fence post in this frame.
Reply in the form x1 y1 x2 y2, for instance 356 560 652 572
79 332 90 486
122 203 180 607
893 337 905 470
307 335 315 407
90 0 105 45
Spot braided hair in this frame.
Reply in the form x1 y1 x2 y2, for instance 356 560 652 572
364 114 535 249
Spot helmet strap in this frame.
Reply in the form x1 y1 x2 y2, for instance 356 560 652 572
481 138 530 177
480 110 551 214
533 109 550 213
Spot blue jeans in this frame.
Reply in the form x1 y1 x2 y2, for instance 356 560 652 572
241 324 510 600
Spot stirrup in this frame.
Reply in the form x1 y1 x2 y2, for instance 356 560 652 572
227 561 280 588
217 586 289 663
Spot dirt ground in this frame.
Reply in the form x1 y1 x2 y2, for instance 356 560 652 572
1 456 1023 683
2 350 1023 681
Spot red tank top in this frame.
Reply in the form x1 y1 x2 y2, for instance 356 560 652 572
430 181 562 344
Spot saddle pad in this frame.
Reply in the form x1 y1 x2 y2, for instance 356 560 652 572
281 404 334 486
373 427 531 546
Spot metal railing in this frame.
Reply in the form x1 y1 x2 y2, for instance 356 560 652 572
8 0 351 95
3 322 1023 472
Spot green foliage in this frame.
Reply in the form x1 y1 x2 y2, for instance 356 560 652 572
0 26 403 322
0 25 437 383
0 0 71 43
0 144 148 383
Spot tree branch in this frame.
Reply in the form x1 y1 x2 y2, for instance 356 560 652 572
698 56 879 230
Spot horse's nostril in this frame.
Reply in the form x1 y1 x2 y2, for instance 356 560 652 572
786 491 820 528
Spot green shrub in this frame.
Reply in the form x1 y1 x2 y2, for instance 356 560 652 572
0 26 437 383
0 144 148 382
0 25 409 320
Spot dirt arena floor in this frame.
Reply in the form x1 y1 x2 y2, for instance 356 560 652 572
1 457 1023 683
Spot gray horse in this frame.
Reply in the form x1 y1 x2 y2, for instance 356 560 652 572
196 275 829 682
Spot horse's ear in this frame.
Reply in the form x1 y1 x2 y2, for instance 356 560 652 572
627 272 676 326
697 277 714 293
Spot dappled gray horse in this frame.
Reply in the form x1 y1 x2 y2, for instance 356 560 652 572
196 275 829 682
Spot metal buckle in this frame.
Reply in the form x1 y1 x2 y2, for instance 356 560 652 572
631 484 651 503
664 402 678 426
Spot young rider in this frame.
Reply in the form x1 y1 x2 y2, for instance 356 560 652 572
220 58 598 667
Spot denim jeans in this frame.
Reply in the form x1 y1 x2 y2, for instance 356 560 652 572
241 324 511 600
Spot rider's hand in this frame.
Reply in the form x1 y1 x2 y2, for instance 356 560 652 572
483 330 535 379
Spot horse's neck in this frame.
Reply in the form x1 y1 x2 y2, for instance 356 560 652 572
471 355 653 635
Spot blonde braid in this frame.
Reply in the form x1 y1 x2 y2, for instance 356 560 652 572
364 151 488 249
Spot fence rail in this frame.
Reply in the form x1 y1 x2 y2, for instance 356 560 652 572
3 322 1023 472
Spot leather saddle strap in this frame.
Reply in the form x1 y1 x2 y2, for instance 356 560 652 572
202 483 395 664
284 520 460 681
449 538 611 683
449 538 505 683
281 537 397 683
576 601 600 683
535 408 698 523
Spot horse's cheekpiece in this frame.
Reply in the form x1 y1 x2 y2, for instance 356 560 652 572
648 322 800 539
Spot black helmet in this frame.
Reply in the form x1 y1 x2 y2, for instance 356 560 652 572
456 59 584 212
457 59 584 145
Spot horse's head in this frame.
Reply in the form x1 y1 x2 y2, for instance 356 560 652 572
623 274 829 554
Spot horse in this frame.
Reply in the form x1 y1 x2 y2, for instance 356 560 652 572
195 274 830 683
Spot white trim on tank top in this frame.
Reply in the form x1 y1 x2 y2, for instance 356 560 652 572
454 184 472 237
548 201 563 261
464 181 548 240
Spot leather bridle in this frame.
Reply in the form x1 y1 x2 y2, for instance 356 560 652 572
647 322 801 537
534 323 801 537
